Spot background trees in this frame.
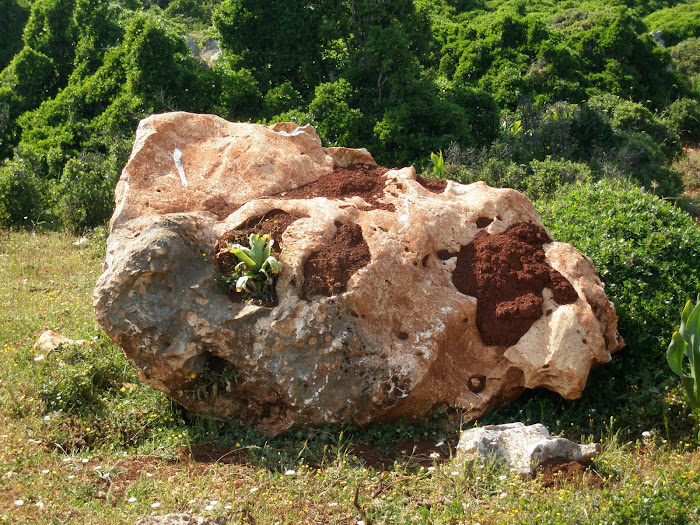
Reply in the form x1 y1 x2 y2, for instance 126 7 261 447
0 0 698 231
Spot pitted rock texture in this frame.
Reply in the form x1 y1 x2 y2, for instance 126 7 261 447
94 112 624 436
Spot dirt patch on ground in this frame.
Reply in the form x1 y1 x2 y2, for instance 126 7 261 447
442 222 578 347
350 439 451 470
302 222 371 298
177 442 251 465
280 164 393 211
534 460 607 489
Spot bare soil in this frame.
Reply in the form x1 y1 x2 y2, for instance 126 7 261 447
535 459 608 489
441 222 578 347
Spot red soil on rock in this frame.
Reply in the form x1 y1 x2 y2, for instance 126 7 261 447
444 222 578 347
302 222 371 298
280 164 393 211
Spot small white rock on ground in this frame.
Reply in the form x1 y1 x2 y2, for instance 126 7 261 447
456 422 599 475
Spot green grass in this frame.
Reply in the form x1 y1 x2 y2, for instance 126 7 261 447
1 230 700 524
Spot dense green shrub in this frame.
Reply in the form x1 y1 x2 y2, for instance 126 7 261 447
305 79 366 148
644 1 700 47
670 36 700 93
442 96 683 199
664 97 700 143
214 0 325 96
523 157 592 200
0 158 52 228
1 47 57 111
0 0 29 71
22 0 78 87
55 154 121 233
531 179 700 437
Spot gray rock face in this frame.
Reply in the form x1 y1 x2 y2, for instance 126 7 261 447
456 422 600 475
93 112 623 436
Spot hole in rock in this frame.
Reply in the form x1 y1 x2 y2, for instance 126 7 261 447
184 353 238 400
302 223 371 298
468 375 486 393
449 223 578 347
437 249 454 261
475 217 493 228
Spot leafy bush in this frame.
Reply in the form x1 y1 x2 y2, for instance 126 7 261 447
305 79 366 147
21 0 78 87
670 36 700 93
664 97 700 143
532 179 700 437
0 0 29 71
0 158 52 228
644 2 700 47
441 96 683 199
55 154 121 233
523 156 592 200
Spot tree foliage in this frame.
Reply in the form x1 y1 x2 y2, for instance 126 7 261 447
0 0 697 231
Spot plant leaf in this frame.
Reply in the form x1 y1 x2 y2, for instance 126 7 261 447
266 256 279 274
231 247 257 269
236 275 250 293
679 299 693 339
667 331 687 377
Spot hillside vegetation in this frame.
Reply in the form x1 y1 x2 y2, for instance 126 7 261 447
0 0 698 232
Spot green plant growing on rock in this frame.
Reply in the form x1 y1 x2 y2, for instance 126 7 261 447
667 294 700 412
221 233 279 302
430 150 446 179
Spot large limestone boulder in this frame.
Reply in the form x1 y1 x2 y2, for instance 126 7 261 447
93 112 624 436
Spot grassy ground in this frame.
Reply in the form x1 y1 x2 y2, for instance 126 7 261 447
1 230 700 524
677 147 700 223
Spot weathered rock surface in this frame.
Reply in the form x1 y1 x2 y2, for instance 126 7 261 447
93 112 624 436
33 330 89 354
456 422 600 475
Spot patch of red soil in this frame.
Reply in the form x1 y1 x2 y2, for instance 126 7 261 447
442 222 578 347
177 442 249 465
302 223 371 298
416 175 448 193
350 439 452 470
280 164 393 211
535 460 606 489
